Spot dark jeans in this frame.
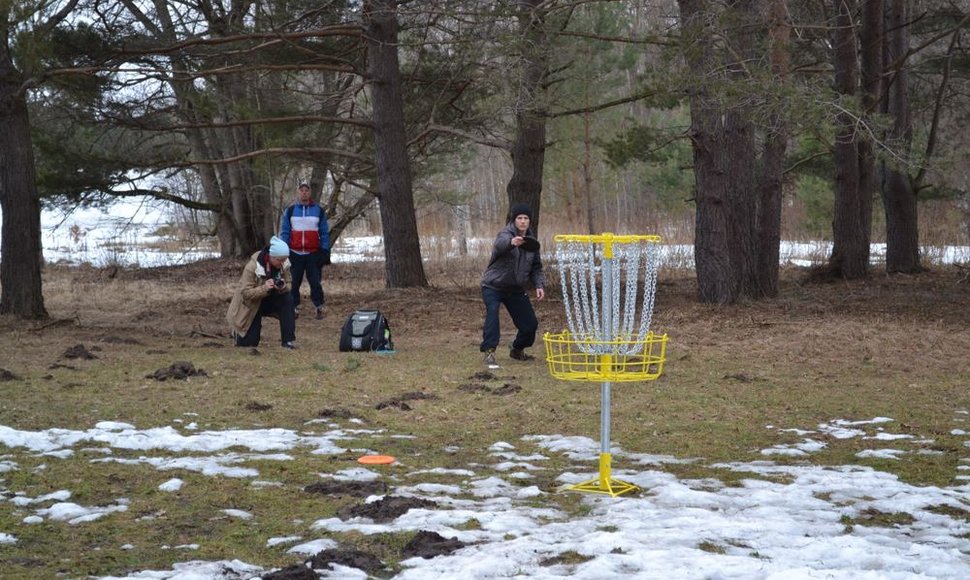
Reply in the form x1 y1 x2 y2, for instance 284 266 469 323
235 290 296 347
289 251 324 309
480 286 538 352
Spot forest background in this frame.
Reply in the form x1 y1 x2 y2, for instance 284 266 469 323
0 0 968 318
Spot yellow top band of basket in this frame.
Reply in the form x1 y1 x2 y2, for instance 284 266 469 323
553 233 662 244
554 233 662 259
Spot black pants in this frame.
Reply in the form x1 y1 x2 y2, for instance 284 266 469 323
289 251 325 310
480 286 537 352
235 291 296 347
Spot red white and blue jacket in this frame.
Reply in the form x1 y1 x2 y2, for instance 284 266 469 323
280 200 330 255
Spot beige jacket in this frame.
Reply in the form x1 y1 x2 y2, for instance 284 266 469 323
226 250 291 335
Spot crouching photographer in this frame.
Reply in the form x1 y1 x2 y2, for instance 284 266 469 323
226 236 298 349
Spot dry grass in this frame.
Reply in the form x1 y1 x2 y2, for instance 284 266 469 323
0 259 969 577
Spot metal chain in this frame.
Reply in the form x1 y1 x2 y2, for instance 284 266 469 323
557 237 660 356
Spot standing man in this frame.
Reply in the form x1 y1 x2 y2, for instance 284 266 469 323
227 236 297 349
480 203 545 367
280 182 330 320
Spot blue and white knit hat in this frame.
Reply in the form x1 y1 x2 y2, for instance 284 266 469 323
268 236 289 257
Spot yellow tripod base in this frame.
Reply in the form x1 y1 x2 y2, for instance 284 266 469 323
565 453 640 498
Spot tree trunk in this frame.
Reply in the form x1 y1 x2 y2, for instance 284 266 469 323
0 30 48 319
881 0 921 273
679 0 759 304
506 0 548 235
755 0 790 298
858 0 881 242
829 0 870 279
364 0 428 288
583 104 595 235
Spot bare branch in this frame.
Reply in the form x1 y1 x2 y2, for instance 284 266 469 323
113 114 373 133
35 0 82 36
110 188 219 211
915 26 959 189
554 29 671 46
549 90 661 118
118 25 363 58
412 124 512 151
182 147 372 167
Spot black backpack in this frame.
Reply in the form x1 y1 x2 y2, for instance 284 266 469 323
339 309 394 352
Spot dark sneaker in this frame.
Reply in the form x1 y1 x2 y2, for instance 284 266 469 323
315 307 324 320
510 348 534 361
282 342 297 350
483 349 497 367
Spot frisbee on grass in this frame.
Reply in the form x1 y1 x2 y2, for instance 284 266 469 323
519 236 541 252
358 454 396 465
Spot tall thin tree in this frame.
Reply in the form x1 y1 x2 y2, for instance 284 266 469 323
364 0 428 287
678 0 762 303
880 0 921 273
828 0 872 279
506 0 549 232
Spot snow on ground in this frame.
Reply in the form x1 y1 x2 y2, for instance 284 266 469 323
1 414 969 579
4 202 968 268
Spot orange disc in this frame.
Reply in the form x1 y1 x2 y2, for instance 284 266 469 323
357 454 396 465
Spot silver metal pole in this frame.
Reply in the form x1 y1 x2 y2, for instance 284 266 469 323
601 382 611 454
600 251 613 454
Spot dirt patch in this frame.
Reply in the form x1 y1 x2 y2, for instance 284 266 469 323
98 335 143 345
47 363 76 371
244 401 273 412
62 344 98 360
315 408 357 420
0 368 21 381
342 496 436 523
304 480 388 497
491 383 522 395
306 548 385 575
724 373 757 383
146 361 208 381
401 530 468 559
458 383 490 393
375 391 438 411
539 550 595 567
261 563 318 580
458 382 522 395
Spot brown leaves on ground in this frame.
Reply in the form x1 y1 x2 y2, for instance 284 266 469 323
304 480 388 497
375 391 438 411
146 361 207 381
342 496 437 523
62 344 98 359
402 530 468 559
306 549 385 576
460 370 522 395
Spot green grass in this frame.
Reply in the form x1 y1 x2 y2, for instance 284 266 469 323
0 262 968 577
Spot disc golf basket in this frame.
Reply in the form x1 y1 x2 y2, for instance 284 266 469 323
543 233 668 497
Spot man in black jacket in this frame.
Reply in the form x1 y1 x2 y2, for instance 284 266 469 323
480 203 545 367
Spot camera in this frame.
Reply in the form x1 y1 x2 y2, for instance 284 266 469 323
273 278 285 290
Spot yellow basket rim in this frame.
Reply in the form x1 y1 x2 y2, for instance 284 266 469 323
553 233 662 244
543 332 668 383
543 330 668 344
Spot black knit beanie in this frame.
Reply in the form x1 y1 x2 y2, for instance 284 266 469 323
509 202 533 222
